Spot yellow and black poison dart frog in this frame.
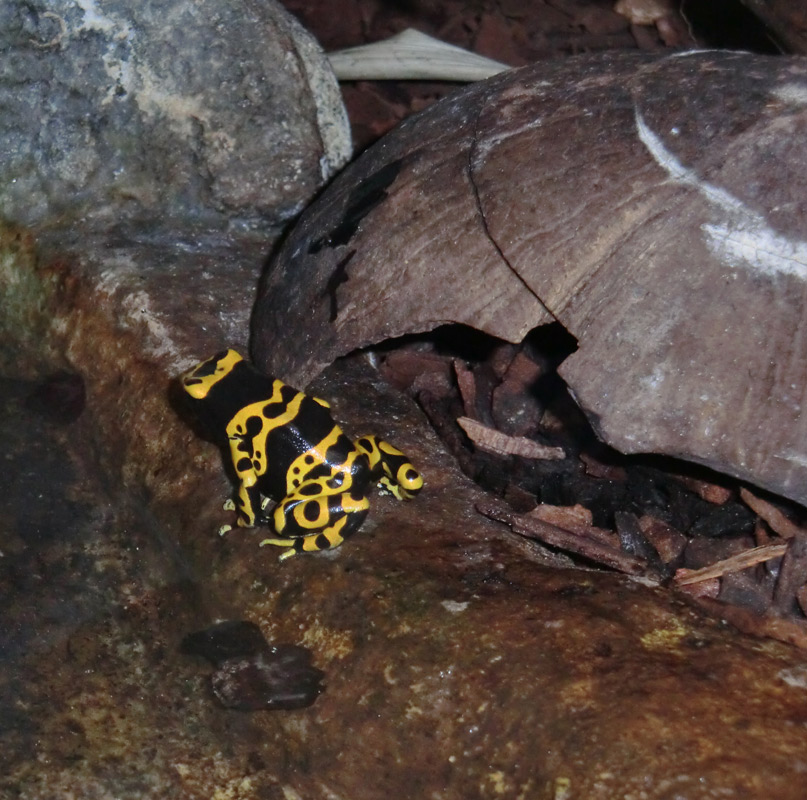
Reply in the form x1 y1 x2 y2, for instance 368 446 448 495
181 350 423 561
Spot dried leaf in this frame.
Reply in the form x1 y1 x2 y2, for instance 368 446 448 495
328 28 510 82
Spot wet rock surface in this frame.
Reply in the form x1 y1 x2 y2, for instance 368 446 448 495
4 228 807 795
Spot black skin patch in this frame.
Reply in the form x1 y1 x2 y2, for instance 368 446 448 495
308 158 405 254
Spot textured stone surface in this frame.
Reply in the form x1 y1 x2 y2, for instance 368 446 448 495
253 49 807 508
2 227 807 798
0 0 350 232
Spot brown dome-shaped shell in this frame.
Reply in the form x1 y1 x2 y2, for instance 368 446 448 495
253 50 807 507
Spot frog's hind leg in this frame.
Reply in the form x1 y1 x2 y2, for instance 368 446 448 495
355 435 424 500
260 488 369 561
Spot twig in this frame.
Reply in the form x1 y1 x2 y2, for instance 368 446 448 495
478 501 654 578
674 543 788 586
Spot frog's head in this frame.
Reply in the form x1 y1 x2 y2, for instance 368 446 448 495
181 349 244 400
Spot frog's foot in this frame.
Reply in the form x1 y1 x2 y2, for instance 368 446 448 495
260 529 345 562
355 435 423 500
377 476 409 500
259 536 299 562
223 499 236 511
260 528 345 560
218 524 233 536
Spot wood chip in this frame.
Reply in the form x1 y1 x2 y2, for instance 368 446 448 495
773 532 807 613
614 0 675 25
491 351 545 437
674 543 788 586
615 511 662 569
528 504 618 545
454 361 477 419
478 501 654 578
753 518 771 547
740 488 805 540
457 416 565 460
579 452 627 481
672 474 732 505
676 577 721 600
638 515 688 564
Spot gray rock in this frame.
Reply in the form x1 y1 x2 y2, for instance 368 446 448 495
0 0 351 233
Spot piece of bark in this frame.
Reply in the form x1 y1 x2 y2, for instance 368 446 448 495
491 351 545 436
677 577 721 600
718 570 774 617
740 0 807 53
457 416 565 460
773 532 807 614
671 474 732 505
615 510 662 567
740 487 806 540
638 515 688 564
579 452 628 481
378 349 453 394
454 360 478 419
529 503 618 545
479 501 654 577
683 536 760 570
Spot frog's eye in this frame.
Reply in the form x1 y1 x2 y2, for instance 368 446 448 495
401 467 421 487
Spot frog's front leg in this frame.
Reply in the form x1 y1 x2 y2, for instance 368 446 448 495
260 484 370 561
226 434 265 529
355 435 424 500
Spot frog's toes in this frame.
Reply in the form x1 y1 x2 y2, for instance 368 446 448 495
260 536 298 562
219 524 233 536
260 536 296 548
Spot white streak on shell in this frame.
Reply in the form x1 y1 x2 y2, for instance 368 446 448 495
635 109 807 281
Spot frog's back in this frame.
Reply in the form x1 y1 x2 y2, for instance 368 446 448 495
198 359 282 430
258 391 361 500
